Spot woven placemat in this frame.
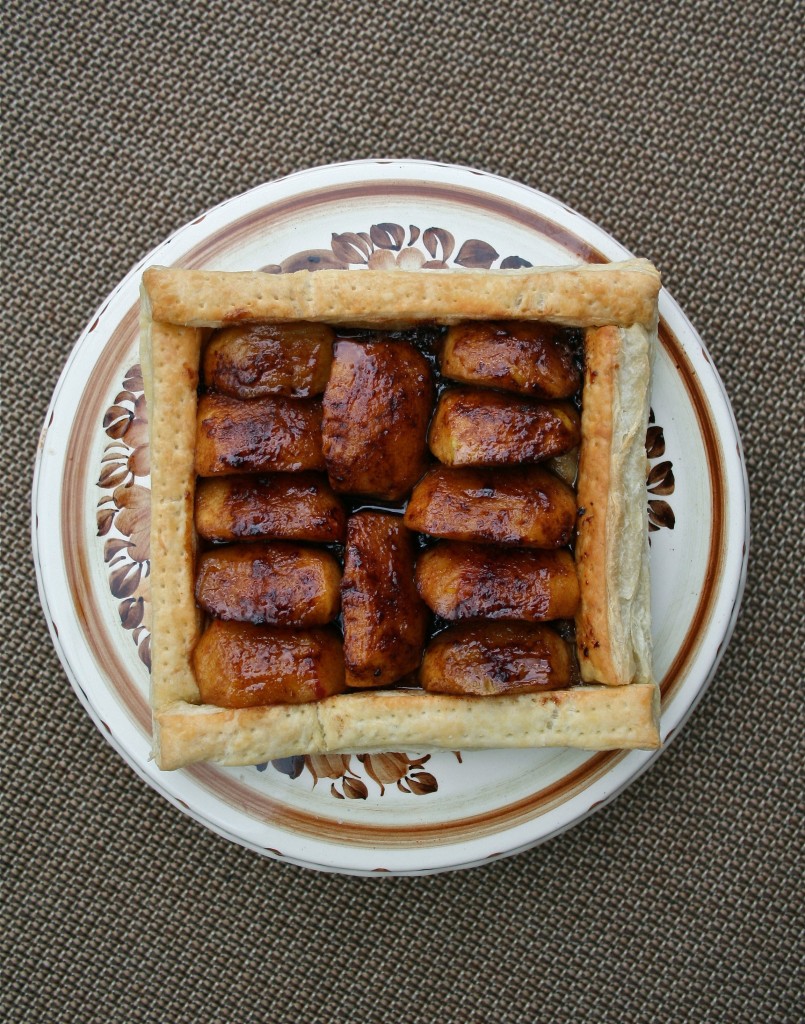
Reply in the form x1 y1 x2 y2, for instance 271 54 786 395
4 1 803 1021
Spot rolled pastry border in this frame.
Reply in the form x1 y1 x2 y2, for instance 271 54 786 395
140 260 661 770
157 685 661 770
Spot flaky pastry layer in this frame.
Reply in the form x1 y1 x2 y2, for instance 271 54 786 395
155 685 660 770
142 259 661 331
575 325 653 684
140 260 661 769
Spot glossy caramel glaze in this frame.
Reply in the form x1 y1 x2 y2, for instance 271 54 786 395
404 465 577 548
420 621 578 695
322 338 434 500
341 511 429 687
195 473 346 543
416 543 580 621
195 542 341 626
429 388 581 466
441 321 581 398
193 620 346 707
203 322 334 398
195 393 324 475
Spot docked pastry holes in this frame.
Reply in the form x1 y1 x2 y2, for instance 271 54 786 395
141 262 661 769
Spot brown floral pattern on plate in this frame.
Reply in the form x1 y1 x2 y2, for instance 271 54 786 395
262 751 442 799
260 222 532 273
96 364 151 669
97 223 675 796
646 408 676 532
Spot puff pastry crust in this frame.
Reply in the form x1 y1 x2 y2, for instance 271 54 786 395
140 260 661 769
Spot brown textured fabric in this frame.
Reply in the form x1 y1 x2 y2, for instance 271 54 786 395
4 0 803 1021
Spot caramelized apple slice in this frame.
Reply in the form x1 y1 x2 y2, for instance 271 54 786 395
322 338 433 500
420 621 578 695
341 512 429 687
193 620 345 707
203 322 334 398
441 321 581 398
195 394 324 475
404 466 576 548
195 473 346 543
429 388 580 466
416 543 579 621
195 543 341 626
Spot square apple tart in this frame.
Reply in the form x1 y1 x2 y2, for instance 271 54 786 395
140 260 662 769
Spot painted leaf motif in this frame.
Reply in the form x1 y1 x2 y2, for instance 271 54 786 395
423 227 455 262
408 224 421 245
331 232 371 265
104 538 131 562
98 462 129 488
119 597 144 629
647 460 675 495
103 407 133 440
109 561 143 599
96 508 115 536
123 365 144 392
648 499 676 530
454 239 500 269
645 425 665 458
500 255 533 269
342 776 369 800
407 772 438 796
138 633 151 669
370 222 405 250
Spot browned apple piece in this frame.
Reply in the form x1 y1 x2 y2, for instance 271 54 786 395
341 512 429 687
429 388 581 466
195 394 324 475
195 473 346 543
420 621 578 695
322 338 433 500
193 620 346 707
404 466 576 548
195 542 341 626
441 321 581 398
416 543 580 621
203 322 334 398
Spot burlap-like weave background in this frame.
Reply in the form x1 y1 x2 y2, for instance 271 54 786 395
4 1 803 1021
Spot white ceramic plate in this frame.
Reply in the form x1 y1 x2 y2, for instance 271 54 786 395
32 160 748 875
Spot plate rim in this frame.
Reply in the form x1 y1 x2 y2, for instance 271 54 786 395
31 158 750 875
